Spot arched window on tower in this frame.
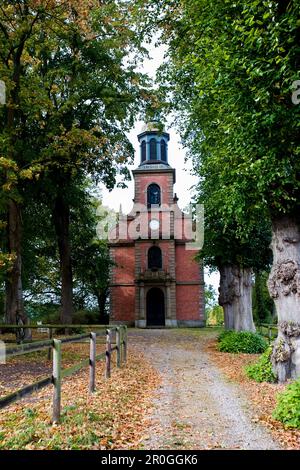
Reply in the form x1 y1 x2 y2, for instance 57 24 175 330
147 183 161 207
160 140 167 162
150 138 157 160
141 140 146 162
148 246 162 270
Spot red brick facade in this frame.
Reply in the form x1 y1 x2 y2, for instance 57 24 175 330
109 124 205 327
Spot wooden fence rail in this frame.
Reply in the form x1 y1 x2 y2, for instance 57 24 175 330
0 325 128 424
0 324 110 329
0 324 112 345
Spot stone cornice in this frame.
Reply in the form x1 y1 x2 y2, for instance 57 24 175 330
132 166 176 184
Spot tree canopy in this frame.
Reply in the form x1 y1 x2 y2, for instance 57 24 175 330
0 0 153 325
159 0 300 223
157 0 300 376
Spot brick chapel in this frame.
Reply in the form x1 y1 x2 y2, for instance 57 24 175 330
109 122 205 327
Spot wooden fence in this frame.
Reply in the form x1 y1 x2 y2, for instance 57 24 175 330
0 323 112 345
0 325 127 423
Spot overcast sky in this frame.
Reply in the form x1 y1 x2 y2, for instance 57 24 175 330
98 42 220 295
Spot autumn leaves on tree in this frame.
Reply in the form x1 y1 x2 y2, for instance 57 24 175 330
1 1 300 383
0 0 152 325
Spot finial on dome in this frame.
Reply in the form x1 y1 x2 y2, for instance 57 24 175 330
141 110 166 133
141 121 161 133
137 118 170 166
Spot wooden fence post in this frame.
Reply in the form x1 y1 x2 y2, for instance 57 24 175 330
52 339 62 423
47 328 53 361
120 326 124 364
268 326 272 343
89 332 96 393
116 328 121 368
105 329 112 379
123 326 127 364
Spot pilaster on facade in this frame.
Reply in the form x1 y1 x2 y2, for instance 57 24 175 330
109 247 116 321
199 260 206 323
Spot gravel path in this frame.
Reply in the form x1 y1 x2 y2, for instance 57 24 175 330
129 329 281 450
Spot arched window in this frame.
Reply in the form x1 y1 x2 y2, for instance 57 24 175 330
150 138 157 160
148 246 162 270
141 140 146 162
147 183 161 207
160 140 167 161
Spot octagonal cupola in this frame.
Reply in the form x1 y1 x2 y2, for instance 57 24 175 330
137 121 170 166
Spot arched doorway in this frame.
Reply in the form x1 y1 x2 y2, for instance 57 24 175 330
146 287 165 326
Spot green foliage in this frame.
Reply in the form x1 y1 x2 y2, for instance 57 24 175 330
273 380 300 428
72 309 101 325
20 180 111 323
24 303 60 323
205 284 217 313
252 271 275 324
217 330 232 343
245 347 277 383
158 0 300 272
24 408 38 420
217 330 268 354
207 305 224 327
0 1 153 323
205 283 224 326
22 303 99 325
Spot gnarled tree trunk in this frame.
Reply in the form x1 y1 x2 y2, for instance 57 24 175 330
219 265 234 329
267 216 300 382
53 194 73 325
5 200 31 341
219 264 255 332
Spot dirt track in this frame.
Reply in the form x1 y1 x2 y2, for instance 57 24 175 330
129 329 281 450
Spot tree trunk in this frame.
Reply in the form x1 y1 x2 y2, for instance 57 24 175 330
219 265 234 329
5 200 24 325
267 216 300 382
219 264 255 332
5 200 31 340
96 290 109 324
53 195 73 325
4 41 31 339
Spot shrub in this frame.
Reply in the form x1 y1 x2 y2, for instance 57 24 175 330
245 347 277 383
217 330 233 343
273 379 300 428
72 309 100 325
217 330 268 353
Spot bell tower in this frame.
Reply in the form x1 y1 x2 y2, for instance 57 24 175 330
132 121 178 327
133 122 176 208
109 122 205 328
137 121 170 165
